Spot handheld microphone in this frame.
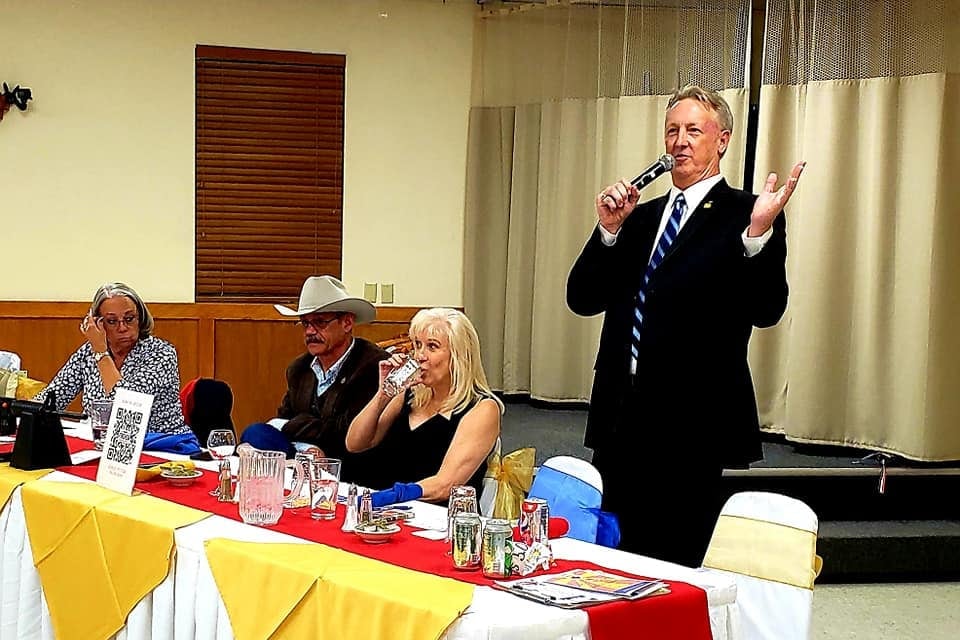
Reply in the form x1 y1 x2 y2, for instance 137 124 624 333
630 154 676 191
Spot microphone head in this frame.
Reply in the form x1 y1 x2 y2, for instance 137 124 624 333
660 154 676 170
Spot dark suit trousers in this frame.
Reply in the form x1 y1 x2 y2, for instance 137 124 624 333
591 385 726 568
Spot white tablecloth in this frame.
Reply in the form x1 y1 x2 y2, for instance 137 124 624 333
0 440 741 640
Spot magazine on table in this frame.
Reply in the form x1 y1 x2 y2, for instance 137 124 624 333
494 569 668 608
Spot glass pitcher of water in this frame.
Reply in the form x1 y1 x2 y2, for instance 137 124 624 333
236 443 305 526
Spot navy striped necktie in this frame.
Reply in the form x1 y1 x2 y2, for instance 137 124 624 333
630 192 687 373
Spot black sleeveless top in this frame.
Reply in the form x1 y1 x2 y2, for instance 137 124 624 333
363 391 492 495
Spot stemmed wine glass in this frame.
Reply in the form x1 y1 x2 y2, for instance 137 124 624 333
207 428 236 496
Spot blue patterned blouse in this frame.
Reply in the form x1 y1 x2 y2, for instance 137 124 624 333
35 335 189 435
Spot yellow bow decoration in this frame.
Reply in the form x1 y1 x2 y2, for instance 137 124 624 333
0 369 17 397
485 447 535 520
16 375 47 400
0 369 46 400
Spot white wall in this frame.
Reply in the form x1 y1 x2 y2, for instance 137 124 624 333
0 0 476 306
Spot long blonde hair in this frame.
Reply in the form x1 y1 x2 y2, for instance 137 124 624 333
408 308 504 416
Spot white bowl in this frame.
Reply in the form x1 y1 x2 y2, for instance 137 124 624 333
160 470 203 487
354 524 401 544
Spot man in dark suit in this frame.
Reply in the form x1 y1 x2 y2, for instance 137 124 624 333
567 86 805 566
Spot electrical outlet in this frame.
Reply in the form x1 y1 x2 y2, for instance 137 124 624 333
363 282 378 303
380 283 394 304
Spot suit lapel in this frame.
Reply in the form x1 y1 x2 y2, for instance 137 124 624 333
659 179 732 268
635 194 670 255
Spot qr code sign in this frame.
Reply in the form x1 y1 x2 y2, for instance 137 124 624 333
106 407 144 465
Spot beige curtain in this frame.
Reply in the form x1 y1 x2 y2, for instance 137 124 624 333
464 0 751 400
749 0 960 460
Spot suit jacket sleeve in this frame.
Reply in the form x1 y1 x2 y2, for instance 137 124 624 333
567 225 631 317
742 212 788 328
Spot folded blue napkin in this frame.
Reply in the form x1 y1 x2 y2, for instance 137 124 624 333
142 431 202 455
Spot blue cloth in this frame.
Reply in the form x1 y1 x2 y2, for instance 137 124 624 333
589 508 622 548
239 422 296 458
370 482 423 509
142 431 202 455
528 465 603 544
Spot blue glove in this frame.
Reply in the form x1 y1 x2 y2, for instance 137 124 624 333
370 482 423 509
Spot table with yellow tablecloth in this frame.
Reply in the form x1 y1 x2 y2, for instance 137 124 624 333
0 423 742 640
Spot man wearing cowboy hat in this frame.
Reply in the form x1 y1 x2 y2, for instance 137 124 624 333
240 276 388 481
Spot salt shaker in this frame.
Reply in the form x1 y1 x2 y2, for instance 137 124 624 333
341 484 359 532
216 458 234 502
358 488 374 526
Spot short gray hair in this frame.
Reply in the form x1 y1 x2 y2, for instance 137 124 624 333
666 85 734 136
89 282 155 339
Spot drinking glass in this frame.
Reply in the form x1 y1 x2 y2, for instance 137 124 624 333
310 458 341 520
284 451 316 509
207 429 236 496
383 356 420 397
90 399 113 451
446 485 478 544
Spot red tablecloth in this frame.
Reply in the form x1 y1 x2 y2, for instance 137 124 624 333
57 437 713 640
0 435 91 456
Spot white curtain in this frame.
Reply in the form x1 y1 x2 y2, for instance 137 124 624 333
464 0 752 400
749 0 960 460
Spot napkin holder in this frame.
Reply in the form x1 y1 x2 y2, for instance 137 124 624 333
3 393 75 470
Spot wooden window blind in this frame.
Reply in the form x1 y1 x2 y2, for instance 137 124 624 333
195 45 344 301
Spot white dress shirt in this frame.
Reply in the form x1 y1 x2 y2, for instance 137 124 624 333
598 174 773 257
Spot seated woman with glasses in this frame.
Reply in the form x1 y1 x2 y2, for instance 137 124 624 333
345 308 503 507
34 282 191 435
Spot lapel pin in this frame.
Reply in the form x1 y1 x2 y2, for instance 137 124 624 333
703 201 713 209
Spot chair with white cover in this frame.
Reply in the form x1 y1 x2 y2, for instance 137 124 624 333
0 351 22 397
527 455 603 543
0 351 21 372
701 491 822 640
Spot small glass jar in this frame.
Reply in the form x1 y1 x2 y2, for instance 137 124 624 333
446 485 478 543
383 356 420 397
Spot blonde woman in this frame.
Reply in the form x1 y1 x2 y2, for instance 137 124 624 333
346 308 503 506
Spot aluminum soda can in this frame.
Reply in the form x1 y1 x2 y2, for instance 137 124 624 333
481 519 514 578
452 512 482 570
519 497 549 546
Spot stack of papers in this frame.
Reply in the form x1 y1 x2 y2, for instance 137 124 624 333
495 569 668 608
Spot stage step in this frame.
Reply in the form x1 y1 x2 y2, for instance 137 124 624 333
721 467 960 520
816 520 960 583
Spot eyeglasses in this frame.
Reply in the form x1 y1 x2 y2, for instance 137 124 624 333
100 315 139 328
298 314 342 331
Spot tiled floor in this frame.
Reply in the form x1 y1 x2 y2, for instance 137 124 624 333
814 582 960 639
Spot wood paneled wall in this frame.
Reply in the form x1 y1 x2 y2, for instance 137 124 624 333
0 302 420 431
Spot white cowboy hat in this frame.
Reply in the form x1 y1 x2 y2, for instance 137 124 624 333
274 276 376 324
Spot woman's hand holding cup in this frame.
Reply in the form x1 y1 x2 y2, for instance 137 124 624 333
380 353 421 397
